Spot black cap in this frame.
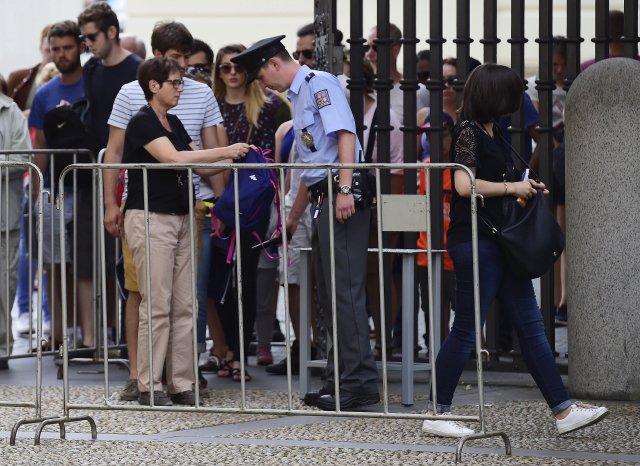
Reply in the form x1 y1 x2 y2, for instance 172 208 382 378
231 35 286 83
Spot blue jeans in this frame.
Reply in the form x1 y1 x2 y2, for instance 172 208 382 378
196 216 212 354
17 193 50 320
428 240 571 415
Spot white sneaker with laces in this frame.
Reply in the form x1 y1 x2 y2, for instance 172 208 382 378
422 412 475 438
16 313 33 335
556 402 608 435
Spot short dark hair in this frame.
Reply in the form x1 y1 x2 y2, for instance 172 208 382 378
417 49 430 61
609 10 624 40
151 21 194 56
370 23 402 46
297 23 314 38
48 20 82 44
460 63 524 123
193 39 214 65
137 57 181 101
553 35 567 60
78 2 120 42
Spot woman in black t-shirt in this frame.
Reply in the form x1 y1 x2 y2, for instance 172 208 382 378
421 64 608 438
122 57 249 407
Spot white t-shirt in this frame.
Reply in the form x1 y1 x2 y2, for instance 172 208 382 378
362 96 404 175
390 81 430 124
525 75 566 129
108 77 223 200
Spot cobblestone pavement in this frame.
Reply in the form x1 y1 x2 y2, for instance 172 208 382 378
0 383 638 465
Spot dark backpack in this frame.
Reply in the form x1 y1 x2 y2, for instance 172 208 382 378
212 147 278 263
42 101 94 195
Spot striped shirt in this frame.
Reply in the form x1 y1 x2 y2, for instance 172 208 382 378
108 77 223 200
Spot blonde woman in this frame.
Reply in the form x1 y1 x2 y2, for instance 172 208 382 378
205 44 290 382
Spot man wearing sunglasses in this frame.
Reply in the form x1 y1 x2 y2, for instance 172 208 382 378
76 2 143 350
186 39 214 87
103 20 223 404
365 23 429 123
294 23 316 68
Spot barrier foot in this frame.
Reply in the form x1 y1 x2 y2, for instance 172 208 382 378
9 417 62 446
455 430 511 463
34 415 97 445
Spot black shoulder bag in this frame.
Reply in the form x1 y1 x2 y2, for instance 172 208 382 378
478 129 565 279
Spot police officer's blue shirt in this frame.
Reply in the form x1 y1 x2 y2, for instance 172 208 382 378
287 64 363 186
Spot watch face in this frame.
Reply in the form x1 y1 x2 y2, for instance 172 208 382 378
340 185 351 195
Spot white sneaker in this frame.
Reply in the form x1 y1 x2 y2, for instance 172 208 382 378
16 313 33 335
422 412 475 438
556 402 608 435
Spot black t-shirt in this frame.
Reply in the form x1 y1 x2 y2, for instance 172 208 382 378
447 120 519 247
123 105 193 215
86 54 143 153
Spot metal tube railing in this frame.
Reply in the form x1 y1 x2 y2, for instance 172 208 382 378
25 161 508 463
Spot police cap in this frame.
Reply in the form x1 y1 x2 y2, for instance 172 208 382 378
231 35 286 83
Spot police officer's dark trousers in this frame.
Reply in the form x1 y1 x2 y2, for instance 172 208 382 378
312 198 379 395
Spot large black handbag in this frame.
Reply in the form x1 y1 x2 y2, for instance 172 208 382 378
480 190 564 279
478 128 565 279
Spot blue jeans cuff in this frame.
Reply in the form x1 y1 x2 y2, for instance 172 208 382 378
426 400 451 414
552 399 573 415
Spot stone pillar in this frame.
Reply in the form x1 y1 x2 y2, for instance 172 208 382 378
565 57 640 400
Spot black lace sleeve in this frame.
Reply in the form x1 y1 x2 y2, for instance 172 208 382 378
453 121 480 167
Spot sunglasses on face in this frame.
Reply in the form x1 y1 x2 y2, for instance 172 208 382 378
293 49 314 60
218 64 245 74
444 76 457 87
186 64 211 75
163 79 184 89
79 32 101 43
363 44 377 53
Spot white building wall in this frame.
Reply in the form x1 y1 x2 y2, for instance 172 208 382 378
0 0 633 80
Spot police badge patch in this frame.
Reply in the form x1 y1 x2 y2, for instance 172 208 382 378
314 89 331 108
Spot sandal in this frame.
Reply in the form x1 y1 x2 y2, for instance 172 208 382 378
231 367 252 382
217 360 233 378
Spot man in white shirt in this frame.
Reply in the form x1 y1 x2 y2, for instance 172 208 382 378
365 23 430 122
103 20 223 402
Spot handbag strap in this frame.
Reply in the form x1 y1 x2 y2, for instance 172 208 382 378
493 122 539 181
364 107 377 164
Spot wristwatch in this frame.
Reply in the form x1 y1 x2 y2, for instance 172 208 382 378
339 185 352 195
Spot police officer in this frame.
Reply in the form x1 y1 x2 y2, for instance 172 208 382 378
233 36 379 411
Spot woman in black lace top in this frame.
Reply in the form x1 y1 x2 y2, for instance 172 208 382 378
206 44 290 382
421 63 608 438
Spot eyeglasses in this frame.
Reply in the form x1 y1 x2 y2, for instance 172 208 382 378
79 32 101 43
444 76 457 87
363 44 377 53
163 79 185 89
293 49 314 60
186 64 211 76
218 64 245 74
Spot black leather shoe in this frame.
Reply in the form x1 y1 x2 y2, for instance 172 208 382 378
302 387 333 407
316 392 380 411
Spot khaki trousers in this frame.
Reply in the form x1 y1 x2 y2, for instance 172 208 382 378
124 210 195 394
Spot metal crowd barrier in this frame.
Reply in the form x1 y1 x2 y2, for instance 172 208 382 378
25 161 509 462
0 156 60 443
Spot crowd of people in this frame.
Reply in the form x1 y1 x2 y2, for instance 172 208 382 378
0 2 615 436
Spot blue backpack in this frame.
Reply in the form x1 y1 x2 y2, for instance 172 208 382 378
212 147 279 263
